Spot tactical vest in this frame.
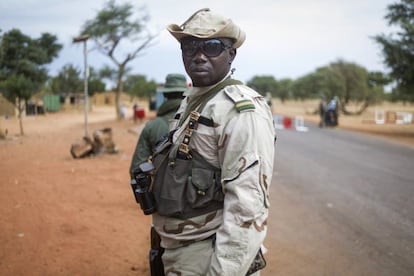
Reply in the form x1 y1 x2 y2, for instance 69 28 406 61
151 79 243 220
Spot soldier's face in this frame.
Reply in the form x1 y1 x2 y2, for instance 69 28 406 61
181 37 236 87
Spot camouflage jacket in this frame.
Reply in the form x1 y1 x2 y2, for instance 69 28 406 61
129 99 182 177
152 78 276 275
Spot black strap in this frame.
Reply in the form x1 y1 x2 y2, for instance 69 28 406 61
174 113 215 127
198 116 215 127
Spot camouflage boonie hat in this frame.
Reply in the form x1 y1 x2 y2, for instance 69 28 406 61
163 73 188 93
167 8 246 48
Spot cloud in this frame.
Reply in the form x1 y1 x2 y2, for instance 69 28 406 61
0 0 394 82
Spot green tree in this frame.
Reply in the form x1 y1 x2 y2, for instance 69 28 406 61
291 75 313 100
98 65 117 90
277 78 293 103
49 65 105 96
50 64 82 94
0 29 62 135
79 0 157 119
123 74 156 98
312 66 344 101
367 71 391 102
329 60 385 114
374 0 414 102
289 60 387 114
88 67 106 95
309 60 387 115
290 71 327 100
98 64 129 91
246 75 278 97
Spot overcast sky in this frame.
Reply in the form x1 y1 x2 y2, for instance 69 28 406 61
0 0 395 84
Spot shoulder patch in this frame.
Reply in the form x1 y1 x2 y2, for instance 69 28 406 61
224 86 256 113
235 99 255 112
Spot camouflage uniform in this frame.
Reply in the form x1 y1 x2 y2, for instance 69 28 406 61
130 74 187 177
151 8 276 276
130 99 182 176
153 80 275 275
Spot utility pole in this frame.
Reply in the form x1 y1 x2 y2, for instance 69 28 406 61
73 34 90 137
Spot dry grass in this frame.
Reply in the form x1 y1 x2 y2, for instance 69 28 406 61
271 99 414 146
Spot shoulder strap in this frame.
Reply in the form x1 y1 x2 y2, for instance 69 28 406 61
174 79 242 159
179 78 243 126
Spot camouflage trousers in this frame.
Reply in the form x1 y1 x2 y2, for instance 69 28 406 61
162 238 260 276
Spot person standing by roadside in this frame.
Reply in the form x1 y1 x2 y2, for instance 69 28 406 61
326 96 339 126
147 8 276 276
318 95 327 128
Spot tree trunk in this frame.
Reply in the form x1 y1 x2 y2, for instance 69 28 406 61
18 98 24 136
115 89 121 120
19 114 24 136
115 66 125 121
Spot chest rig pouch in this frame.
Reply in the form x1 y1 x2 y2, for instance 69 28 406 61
151 79 242 220
152 137 223 220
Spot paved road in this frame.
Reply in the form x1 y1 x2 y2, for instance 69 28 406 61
264 122 414 276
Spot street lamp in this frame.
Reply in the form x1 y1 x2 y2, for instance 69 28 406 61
73 34 90 137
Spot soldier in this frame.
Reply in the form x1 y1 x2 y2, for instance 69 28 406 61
129 73 187 177
149 8 276 275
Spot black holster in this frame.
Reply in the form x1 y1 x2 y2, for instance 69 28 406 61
246 249 266 275
149 226 165 276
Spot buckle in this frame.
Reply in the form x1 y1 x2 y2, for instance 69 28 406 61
179 144 190 154
189 111 200 130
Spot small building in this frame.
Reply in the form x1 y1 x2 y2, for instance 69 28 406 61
92 91 131 106
0 93 16 117
43 95 60 112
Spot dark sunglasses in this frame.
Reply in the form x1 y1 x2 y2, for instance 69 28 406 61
180 38 232 57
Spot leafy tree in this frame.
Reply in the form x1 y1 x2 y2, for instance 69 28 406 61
291 75 314 100
310 66 344 101
277 78 293 103
246 75 278 97
0 29 62 135
123 74 156 98
329 60 385 114
50 64 82 94
98 65 117 88
306 60 387 115
374 0 414 102
49 65 105 96
79 0 157 119
289 60 387 114
367 71 391 102
291 71 336 101
98 64 129 91
87 67 106 95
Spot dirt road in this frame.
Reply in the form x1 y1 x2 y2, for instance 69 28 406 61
0 108 151 275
